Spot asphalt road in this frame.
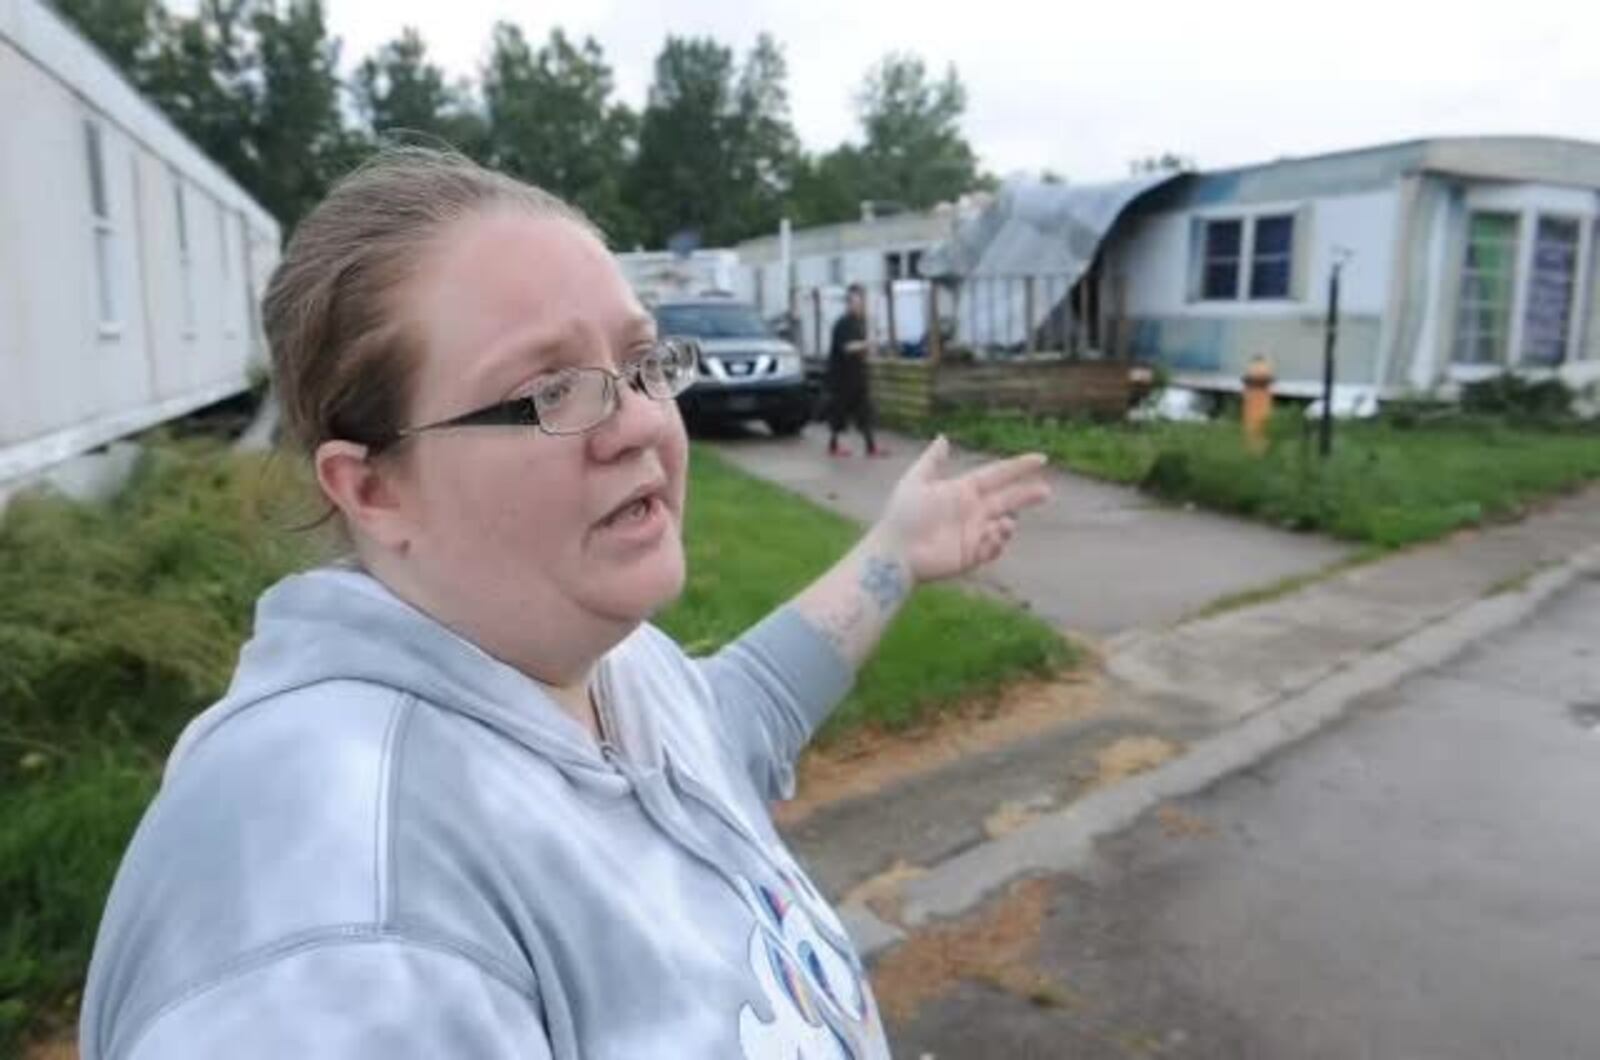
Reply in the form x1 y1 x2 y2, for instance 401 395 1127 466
887 575 1600 1059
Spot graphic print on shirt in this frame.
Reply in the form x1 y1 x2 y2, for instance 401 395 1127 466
735 871 889 1060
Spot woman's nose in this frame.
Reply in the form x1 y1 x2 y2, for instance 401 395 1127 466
589 373 672 460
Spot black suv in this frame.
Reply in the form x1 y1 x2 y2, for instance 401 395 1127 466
654 297 813 436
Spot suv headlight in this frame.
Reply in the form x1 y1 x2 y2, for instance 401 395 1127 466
774 354 801 377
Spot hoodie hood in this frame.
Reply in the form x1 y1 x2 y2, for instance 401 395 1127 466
87 564 891 1060
167 566 639 787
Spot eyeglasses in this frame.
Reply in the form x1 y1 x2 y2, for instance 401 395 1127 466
373 338 700 450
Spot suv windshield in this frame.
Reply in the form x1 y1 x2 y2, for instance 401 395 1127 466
655 303 770 340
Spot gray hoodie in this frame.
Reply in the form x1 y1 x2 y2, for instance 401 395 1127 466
80 567 892 1059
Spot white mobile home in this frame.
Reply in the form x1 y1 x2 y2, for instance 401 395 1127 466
1104 137 1600 398
733 209 959 317
1 0 280 489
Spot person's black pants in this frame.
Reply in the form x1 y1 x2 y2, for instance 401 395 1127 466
827 372 876 450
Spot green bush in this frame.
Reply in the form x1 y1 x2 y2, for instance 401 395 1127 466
1460 373 1575 420
935 410 1600 548
0 752 157 1053
0 439 322 1048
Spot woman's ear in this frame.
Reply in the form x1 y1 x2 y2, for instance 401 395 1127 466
314 440 414 553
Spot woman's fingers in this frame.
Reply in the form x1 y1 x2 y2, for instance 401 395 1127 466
985 480 1051 519
910 435 952 482
963 452 1048 495
969 512 1020 567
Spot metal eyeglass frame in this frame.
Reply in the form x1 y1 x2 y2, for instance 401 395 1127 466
369 337 701 452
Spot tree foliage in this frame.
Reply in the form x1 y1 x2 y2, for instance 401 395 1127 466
484 23 638 244
50 0 995 245
353 26 487 159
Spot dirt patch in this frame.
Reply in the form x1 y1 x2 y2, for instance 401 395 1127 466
869 877 1078 1023
776 672 1104 827
1083 735 1179 789
1156 804 1216 839
982 796 1055 840
25 1037 77 1060
841 859 929 924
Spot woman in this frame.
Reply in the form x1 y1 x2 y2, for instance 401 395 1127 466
80 149 1049 1060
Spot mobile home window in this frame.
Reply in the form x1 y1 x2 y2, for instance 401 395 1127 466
1249 215 1295 299
1521 216 1579 367
218 202 241 338
1453 212 1519 366
1200 219 1243 300
84 120 117 328
173 172 196 335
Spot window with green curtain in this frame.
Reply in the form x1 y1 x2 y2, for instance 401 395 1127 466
1453 212 1519 365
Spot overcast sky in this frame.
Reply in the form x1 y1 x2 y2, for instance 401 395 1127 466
324 0 1600 183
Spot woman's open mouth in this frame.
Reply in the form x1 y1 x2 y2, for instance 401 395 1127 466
595 492 669 543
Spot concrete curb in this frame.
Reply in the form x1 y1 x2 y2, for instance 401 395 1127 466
839 542 1600 959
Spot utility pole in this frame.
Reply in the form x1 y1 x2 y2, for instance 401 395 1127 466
1319 250 1352 459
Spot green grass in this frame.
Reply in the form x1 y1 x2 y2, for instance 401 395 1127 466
933 409 1600 549
0 435 1071 1050
1187 549 1385 620
666 447 1075 739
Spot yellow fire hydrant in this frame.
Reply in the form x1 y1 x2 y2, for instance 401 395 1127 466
1241 355 1274 454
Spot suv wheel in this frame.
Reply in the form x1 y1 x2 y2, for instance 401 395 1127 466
765 413 809 437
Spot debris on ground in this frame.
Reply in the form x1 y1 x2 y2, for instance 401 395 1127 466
870 878 1077 1022
776 674 1103 825
1085 735 1179 789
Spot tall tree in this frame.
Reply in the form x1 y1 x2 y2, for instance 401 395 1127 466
726 33 800 239
483 23 638 245
353 27 487 158
855 52 981 210
629 34 801 247
249 0 354 230
134 0 355 233
788 146 867 228
140 0 260 194
628 36 738 248
51 0 161 77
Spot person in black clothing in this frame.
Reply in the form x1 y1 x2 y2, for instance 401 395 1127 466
827 283 884 457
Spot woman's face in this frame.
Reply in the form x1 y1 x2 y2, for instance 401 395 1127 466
387 207 689 651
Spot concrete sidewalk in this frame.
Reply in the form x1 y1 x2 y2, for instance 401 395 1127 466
708 426 1352 637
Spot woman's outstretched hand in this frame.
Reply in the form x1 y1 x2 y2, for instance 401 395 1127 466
869 435 1051 584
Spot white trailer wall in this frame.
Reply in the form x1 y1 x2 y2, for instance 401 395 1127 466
0 0 280 485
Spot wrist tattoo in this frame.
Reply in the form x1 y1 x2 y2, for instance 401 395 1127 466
818 596 866 655
861 554 909 614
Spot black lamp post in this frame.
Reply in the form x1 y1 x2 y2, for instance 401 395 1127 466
1319 249 1352 459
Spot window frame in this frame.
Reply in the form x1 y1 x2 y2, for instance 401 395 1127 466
84 118 119 336
1520 213 1583 368
1190 211 1301 304
172 169 197 339
1197 217 1244 302
1450 209 1521 369
1248 214 1296 300
1448 203 1597 374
